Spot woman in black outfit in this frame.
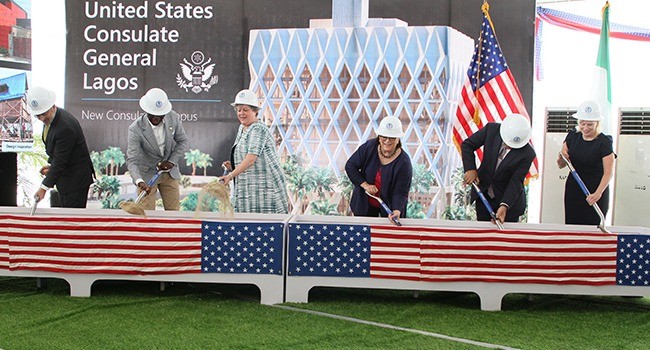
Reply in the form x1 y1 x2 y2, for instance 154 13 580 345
557 100 615 225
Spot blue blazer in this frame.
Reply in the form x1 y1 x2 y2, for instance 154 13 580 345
345 138 413 217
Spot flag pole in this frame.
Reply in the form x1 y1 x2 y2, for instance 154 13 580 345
471 1 489 126
592 0 612 135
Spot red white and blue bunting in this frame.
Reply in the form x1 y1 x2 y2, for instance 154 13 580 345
535 6 650 80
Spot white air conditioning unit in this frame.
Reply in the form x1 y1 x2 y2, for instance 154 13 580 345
539 107 576 224
613 108 650 227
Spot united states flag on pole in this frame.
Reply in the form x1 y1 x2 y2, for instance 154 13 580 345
288 223 649 286
452 3 539 178
0 215 282 275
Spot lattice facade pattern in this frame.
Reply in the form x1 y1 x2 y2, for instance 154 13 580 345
247 25 473 217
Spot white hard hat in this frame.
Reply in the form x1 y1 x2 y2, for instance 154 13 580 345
499 113 531 149
139 88 172 115
572 100 603 121
376 116 405 138
25 86 56 116
231 89 260 108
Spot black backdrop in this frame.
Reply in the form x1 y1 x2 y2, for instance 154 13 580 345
64 0 534 176
0 152 17 206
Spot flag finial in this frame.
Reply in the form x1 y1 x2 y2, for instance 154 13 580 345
482 1 489 13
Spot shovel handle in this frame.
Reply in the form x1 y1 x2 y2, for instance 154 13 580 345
30 195 40 216
135 171 163 204
559 154 610 233
365 191 402 226
471 182 505 230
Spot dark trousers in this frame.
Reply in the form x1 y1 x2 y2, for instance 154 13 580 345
475 197 520 223
58 185 91 208
366 205 383 217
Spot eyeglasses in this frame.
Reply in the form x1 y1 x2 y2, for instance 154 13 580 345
379 136 397 142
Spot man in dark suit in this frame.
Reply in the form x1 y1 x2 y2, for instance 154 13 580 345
26 87 94 208
461 113 536 223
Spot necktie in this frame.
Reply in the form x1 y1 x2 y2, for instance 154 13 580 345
43 124 50 141
488 146 509 198
495 146 508 171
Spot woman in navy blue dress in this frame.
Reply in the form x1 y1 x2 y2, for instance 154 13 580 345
557 100 615 225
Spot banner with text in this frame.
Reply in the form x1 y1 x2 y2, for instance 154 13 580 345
64 0 245 176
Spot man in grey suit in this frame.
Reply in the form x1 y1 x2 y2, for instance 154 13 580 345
127 88 189 210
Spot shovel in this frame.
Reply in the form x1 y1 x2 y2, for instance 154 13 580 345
559 154 610 234
219 164 229 183
30 195 40 216
120 170 164 216
365 191 402 226
134 171 163 203
471 182 505 230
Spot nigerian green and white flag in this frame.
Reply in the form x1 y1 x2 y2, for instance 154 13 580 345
590 1 612 134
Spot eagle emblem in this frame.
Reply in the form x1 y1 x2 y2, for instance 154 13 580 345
176 51 219 93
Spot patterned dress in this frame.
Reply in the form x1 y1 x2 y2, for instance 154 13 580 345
231 121 289 213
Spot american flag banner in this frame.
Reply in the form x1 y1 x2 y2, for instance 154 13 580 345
0 215 283 275
452 2 539 178
288 223 650 287
0 228 8 270
201 221 283 274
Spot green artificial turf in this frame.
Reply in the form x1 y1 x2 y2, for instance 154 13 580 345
297 287 650 350
1 277 648 349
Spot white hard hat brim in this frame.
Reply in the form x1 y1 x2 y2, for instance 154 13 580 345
572 113 603 121
139 97 172 116
503 134 531 149
231 89 260 108
26 103 54 116
25 87 56 115
377 130 405 138
230 102 259 108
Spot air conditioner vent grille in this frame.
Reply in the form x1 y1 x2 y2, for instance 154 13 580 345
546 109 576 133
620 111 650 135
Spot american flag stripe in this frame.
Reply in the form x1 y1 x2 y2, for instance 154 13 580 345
1 215 202 274
370 226 421 280
0 237 8 270
369 225 617 285
454 83 479 139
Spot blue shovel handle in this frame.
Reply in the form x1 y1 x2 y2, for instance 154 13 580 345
366 191 402 226
561 153 597 198
135 171 163 203
471 182 505 230
559 153 610 233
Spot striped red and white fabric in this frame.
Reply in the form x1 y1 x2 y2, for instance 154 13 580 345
0 227 8 270
0 215 202 275
370 225 618 285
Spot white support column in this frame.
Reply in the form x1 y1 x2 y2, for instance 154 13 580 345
332 0 368 28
